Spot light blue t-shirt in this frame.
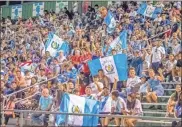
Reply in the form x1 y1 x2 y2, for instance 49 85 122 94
39 95 53 110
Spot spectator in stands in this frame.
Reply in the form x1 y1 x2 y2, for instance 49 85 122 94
164 54 177 82
172 93 182 127
99 87 111 126
82 86 95 99
151 40 165 73
166 84 181 117
146 69 164 105
104 90 126 126
98 69 110 88
89 75 103 96
66 81 75 94
124 91 143 127
3 95 17 126
130 50 146 76
126 67 141 88
24 71 32 86
15 70 26 88
31 88 53 126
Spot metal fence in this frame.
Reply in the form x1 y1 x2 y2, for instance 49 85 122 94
1 109 181 127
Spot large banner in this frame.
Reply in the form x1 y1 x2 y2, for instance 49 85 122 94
88 54 128 82
56 93 100 126
11 5 22 19
55 1 68 13
33 2 44 17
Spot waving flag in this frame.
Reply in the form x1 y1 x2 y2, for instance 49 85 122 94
56 93 100 126
104 10 116 34
137 3 162 19
110 30 127 52
88 54 128 82
19 61 37 75
45 33 69 57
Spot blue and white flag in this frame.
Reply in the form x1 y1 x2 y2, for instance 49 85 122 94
33 2 44 17
56 93 100 126
45 32 69 57
110 30 127 52
88 54 128 82
137 3 162 19
56 1 68 13
104 10 116 34
11 5 22 19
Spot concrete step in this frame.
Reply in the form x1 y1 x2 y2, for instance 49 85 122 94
136 120 171 127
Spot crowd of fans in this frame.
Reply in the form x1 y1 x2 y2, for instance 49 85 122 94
0 1 181 127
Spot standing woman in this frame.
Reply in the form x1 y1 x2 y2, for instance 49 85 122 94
3 96 17 126
146 69 164 104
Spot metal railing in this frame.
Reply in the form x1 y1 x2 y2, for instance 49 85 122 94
4 76 58 98
1 76 59 125
1 109 181 127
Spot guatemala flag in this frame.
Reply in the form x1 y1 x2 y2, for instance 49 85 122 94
45 32 70 57
88 54 128 82
56 93 100 126
104 10 116 34
110 30 127 53
137 3 162 19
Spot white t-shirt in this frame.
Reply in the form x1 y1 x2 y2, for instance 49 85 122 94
57 56 66 64
111 97 127 112
126 76 141 88
172 44 181 56
151 46 165 63
89 82 104 95
129 11 137 17
165 60 177 72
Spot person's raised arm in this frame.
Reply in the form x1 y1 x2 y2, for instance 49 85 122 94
112 77 118 91
157 68 164 81
95 82 102 92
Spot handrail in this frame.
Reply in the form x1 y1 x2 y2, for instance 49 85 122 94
161 82 181 84
4 76 58 98
1 109 181 122
15 92 40 104
3 81 179 98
